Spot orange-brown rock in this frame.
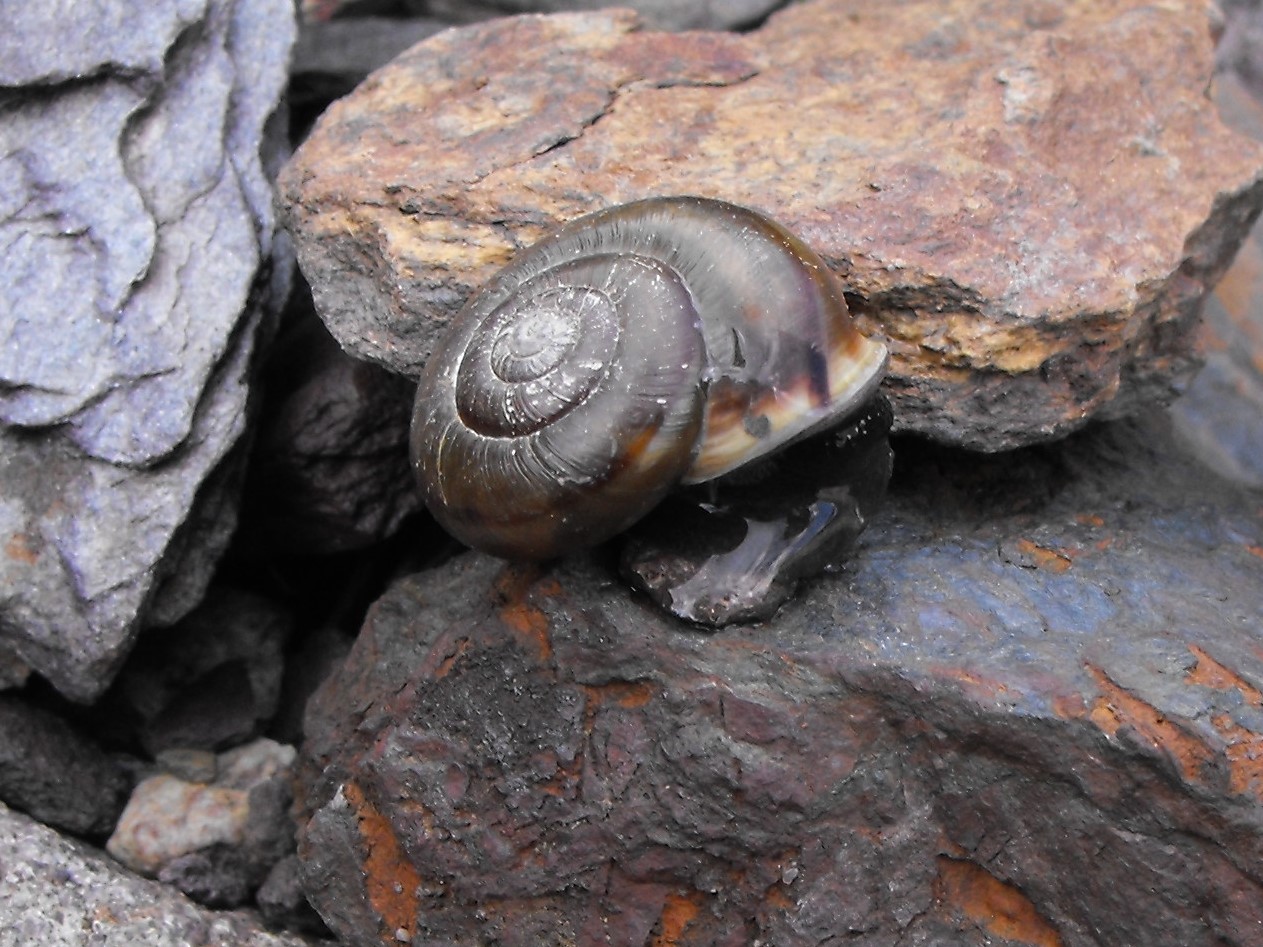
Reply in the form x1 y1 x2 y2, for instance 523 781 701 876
282 0 1263 449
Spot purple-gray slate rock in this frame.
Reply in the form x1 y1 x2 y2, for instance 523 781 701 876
0 0 296 701
0 801 320 947
0 694 131 837
296 407 1263 946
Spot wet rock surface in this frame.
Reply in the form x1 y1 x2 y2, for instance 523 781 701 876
281 0 1263 451
0 801 321 947
0 0 296 702
297 407 1263 946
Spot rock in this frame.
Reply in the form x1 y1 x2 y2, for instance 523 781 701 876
1169 69 1263 487
296 407 1263 946
108 739 298 909
109 775 251 877
291 15 448 110
107 587 292 755
281 0 1263 452
258 854 331 936
156 748 220 785
241 304 419 556
0 0 296 702
0 694 131 837
0 801 319 947
422 0 788 31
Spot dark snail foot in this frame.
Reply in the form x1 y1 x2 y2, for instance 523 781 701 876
621 396 893 626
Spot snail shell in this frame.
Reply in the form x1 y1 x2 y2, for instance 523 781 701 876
410 196 888 560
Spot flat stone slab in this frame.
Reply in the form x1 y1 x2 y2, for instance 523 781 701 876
297 407 1263 946
281 0 1263 450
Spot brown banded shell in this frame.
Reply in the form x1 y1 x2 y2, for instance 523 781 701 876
410 196 888 560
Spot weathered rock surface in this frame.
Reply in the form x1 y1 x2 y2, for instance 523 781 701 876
423 0 788 31
0 694 132 837
298 0 786 31
109 739 298 908
0 801 319 947
1170 64 1263 487
0 0 295 701
242 307 418 555
106 587 292 754
297 405 1263 946
281 0 1263 453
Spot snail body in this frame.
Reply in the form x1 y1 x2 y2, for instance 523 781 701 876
410 196 888 560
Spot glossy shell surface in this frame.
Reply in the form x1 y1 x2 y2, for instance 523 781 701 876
410 196 888 559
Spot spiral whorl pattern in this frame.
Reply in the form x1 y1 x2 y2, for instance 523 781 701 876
410 196 889 560
412 253 708 559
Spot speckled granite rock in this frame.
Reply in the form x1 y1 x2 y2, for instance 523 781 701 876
296 406 1263 946
281 0 1263 452
0 801 319 947
0 0 295 701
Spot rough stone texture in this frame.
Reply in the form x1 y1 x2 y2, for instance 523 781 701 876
297 406 1263 947
242 307 418 556
298 0 786 30
423 0 788 31
0 801 319 947
0 694 132 837
258 854 330 935
1170 55 1263 487
109 739 298 908
106 587 292 754
0 0 295 701
280 0 1263 452
292 15 448 110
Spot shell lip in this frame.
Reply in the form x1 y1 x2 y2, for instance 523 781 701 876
682 337 889 484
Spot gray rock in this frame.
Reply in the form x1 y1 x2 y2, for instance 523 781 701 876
0 695 131 837
109 587 292 755
108 739 298 908
0 0 295 701
421 0 787 31
292 15 448 110
0 801 319 947
243 310 418 555
257 855 329 936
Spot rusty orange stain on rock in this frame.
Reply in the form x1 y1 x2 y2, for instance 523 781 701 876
494 564 559 662
650 890 704 947
1185 645 1263 706
433 637 471 680
934 857 1063 946
1186 646 1263 800
343 781 424 944
1015 538 1073 573
583 680 656 709
1074 513 1105 527
5 534 38 565
1210 714 1263 800
1087 665 1214 783
1246 544 1263 562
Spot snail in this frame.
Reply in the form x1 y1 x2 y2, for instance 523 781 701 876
409 196 889 560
